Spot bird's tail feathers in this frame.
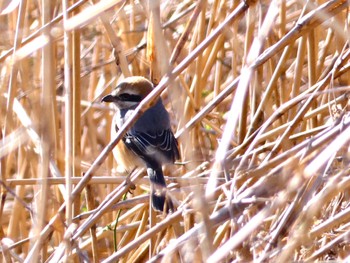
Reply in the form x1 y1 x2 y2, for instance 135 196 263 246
151 193 173 213
147 167 173 213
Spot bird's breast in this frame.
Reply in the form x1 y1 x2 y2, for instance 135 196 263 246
111 113 144 172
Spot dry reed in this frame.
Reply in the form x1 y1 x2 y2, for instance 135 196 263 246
1 0 350 262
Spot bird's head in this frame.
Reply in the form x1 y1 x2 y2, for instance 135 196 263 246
102 76 153 109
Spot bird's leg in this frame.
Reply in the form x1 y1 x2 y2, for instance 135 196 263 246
125 168 136 193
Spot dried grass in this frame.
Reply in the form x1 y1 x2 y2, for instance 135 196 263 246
1 0 350 262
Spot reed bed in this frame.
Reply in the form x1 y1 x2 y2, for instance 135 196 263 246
1 0 350 262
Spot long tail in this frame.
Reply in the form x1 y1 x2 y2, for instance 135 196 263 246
146 167 173 212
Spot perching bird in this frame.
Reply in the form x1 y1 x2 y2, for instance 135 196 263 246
102 76 180 212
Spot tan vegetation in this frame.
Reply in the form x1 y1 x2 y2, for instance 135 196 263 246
1 0 350 262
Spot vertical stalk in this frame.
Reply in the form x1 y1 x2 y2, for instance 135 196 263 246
62 0 73 257
39 0 55 260
72 0 81 218
1 0 27 241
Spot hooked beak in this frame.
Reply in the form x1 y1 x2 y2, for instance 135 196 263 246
101 94 115 103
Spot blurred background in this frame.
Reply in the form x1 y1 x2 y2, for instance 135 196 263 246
1 0 350 262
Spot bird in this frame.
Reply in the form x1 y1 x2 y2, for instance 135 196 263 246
101 76 180 212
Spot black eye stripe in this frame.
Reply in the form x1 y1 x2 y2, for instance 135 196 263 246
118 93 142 102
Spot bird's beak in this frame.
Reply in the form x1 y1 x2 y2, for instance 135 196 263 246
101 94 115 103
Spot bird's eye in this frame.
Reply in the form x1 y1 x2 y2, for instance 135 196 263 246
118 93 142 102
